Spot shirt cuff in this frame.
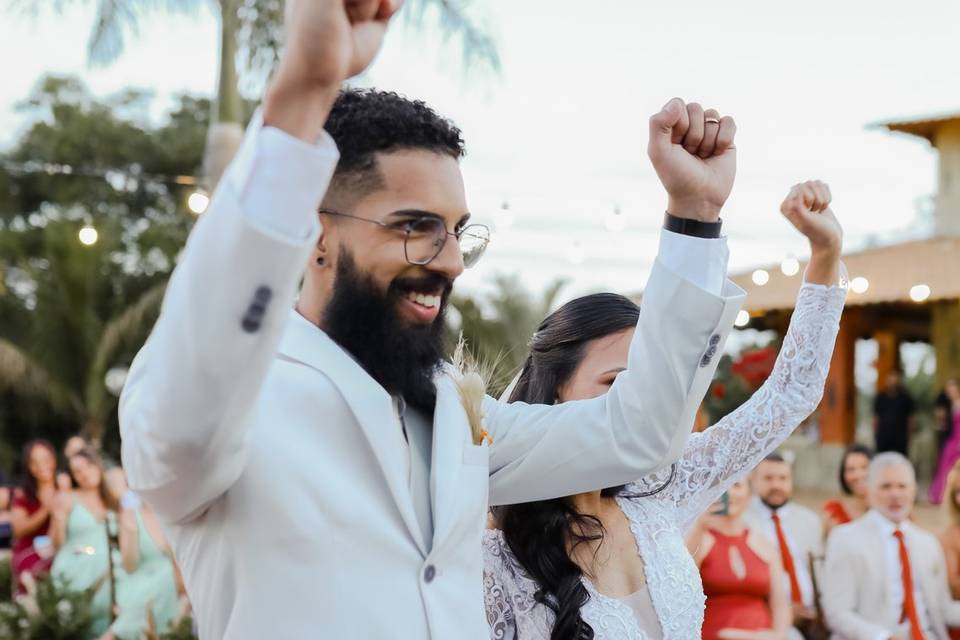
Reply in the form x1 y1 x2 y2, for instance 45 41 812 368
656 228 729 296
225 108 341 243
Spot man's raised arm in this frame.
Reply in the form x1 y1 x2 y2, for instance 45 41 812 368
485 99 746 504
119 0 400 523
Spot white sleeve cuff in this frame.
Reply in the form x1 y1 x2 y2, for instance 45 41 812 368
656 228 729 296
224 108 341 243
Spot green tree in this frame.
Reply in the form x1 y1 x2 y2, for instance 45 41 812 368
8 0 499 190
0 76 206 456
451 275 566 397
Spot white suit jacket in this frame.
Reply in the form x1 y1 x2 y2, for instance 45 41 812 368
823 512 960 640
119 115 744 639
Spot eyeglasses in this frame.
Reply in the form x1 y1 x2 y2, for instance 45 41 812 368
318 208 490 268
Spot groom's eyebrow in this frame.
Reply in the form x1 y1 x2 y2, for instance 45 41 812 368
602 368 627 376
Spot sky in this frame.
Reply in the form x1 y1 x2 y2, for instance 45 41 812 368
1 0 958 306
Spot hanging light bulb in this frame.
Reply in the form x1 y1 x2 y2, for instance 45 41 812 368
850 277 869 294
78 226 98 246
909 284 931 302
734 310 750 327
188 190 210 215
780 257 800 276
752 269 770 286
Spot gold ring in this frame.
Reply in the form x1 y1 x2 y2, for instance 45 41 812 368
705 117 721 125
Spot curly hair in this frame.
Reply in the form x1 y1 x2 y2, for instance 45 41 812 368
321 88 466 208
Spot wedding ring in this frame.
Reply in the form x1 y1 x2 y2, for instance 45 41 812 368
704 117 721 125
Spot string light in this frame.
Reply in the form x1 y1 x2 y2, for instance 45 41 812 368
909 284 931 302
780 257 800 276
78 226 98 246
187 191 210 215
850 277 869 294
734 310 750 327
752 269 770 286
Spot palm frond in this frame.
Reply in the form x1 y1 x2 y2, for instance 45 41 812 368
86 0 140 66
0 338 84 418
403 0 501 73
86 281 166 407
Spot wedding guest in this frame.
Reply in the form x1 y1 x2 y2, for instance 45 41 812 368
64 435 90 460
939 460 960 640
931 381 960 504
110 468 179 639
50 447 119 639
690 479 792 640
482 181 844 639
936 379 960 454
822 444 873 532
9 439 58 594
873 371 915 456
0 484 13 552
823 452 960 638
746 453 822 634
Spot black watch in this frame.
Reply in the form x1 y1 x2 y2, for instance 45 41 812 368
663 211 723 239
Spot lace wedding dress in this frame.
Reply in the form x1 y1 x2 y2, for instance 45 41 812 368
482 280 846 639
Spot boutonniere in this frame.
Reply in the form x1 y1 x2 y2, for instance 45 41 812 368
452 335 493 446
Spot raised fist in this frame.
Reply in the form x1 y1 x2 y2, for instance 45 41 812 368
780 180 843 256
648 99 737 222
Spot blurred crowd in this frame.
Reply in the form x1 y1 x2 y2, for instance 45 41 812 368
0 436 191 639
685 378 960 640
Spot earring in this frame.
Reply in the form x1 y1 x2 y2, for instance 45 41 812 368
316 256 325 266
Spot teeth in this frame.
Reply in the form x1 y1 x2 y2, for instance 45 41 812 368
405 292 440 308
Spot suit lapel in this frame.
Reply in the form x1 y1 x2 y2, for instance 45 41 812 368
860 516 896 615
278 311 428 555
430 373 470 547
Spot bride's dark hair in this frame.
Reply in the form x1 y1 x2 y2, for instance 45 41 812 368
499 293 640 640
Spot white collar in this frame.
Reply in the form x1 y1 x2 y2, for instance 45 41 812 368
866 509 912 536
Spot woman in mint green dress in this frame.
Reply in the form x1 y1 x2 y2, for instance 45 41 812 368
50 448 119 639
112 469 180 640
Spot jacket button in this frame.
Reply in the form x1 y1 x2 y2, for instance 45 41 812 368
253 286 272 304
423 565 436 583
709 333 721 347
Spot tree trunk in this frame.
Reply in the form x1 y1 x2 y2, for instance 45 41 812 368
203 0 245 192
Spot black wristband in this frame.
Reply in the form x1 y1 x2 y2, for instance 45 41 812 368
663 211 723 239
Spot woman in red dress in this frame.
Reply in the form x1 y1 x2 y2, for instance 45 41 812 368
822 443 873 534
9 439 59 595
688 478 791 640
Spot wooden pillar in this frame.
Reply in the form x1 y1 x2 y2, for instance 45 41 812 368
874 329 900 392
820 311 857 445
932 300 960 386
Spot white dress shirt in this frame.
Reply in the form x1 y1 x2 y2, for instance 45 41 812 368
865 510 935 640
749 499 816 608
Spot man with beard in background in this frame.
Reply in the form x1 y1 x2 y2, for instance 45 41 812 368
118 0 745 637
747 452 824 638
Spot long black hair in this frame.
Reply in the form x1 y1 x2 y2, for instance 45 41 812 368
20 439 57 505
838 443 874 496
499 293 640 640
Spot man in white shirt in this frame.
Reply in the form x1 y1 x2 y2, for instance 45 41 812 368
823 452 960 640
746 452 824 632
119 1 745 638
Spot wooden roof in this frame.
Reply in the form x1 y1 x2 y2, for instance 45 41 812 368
870 110 960 142
730 236 960 313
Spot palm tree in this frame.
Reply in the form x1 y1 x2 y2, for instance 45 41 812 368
0 219 168 446
8 0 499 190
451 275 566 397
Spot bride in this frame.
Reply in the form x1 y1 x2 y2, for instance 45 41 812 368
483 180 845 640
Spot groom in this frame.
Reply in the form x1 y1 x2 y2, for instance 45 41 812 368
119 1 744 637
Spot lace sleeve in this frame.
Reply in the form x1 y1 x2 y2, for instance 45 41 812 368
483 530 519 639
629 281 845 532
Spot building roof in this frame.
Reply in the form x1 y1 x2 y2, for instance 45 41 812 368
870 110 960 142
730 236 960 313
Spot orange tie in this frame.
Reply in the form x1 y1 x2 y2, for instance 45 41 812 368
771 512 803 604
893 530 926 640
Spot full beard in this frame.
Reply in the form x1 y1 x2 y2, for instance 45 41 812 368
322 249 450 411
